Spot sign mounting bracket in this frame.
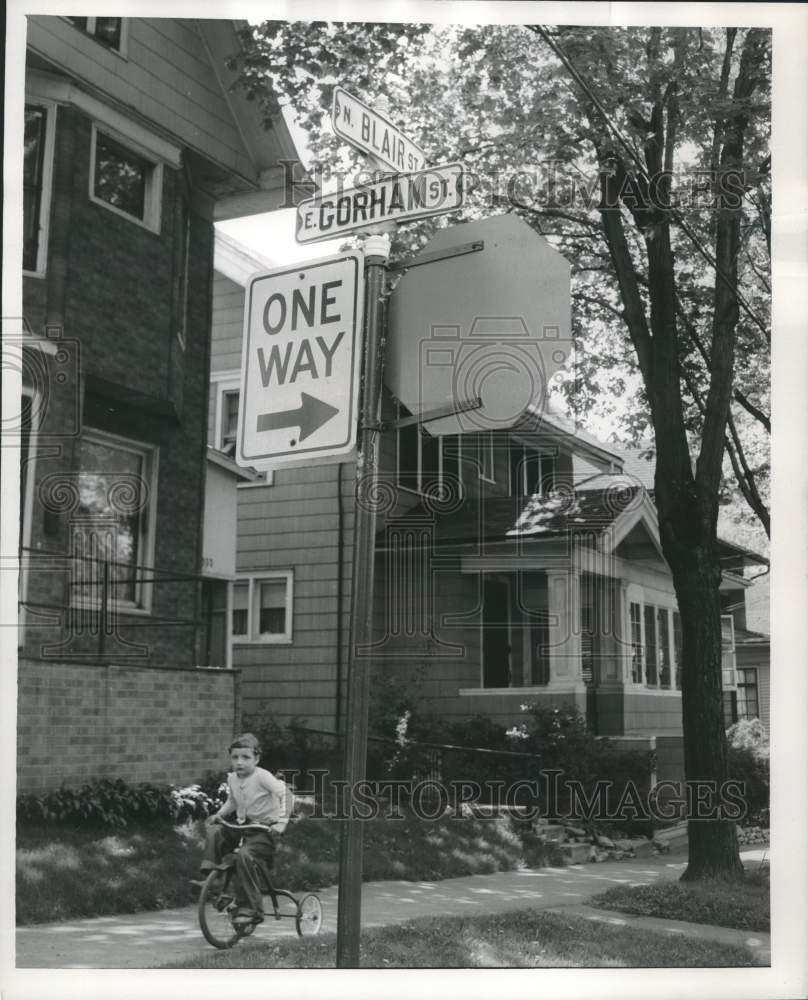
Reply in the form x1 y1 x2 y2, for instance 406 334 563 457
387 240 484 274
380 395 483 432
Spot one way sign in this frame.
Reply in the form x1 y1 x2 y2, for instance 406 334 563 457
237 251 365 469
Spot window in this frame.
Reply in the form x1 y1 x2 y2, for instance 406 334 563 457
643 604 657 685
509 443 556 497
258 579 287 636
221 390 240 456
23 103 55 275
673 611 683 688
581 576 595 685
211 378 271 485
72 429 157 610
721 615 737 691
441 434 462 494
657 607 671 687
736 668 759 720
397 403 419 492
19 390 35 542
630 601 643 683
395 401 462 498
232 582 248 636
231 573 293 643
478 431 495 483
90 127 162 231
65 17 125 52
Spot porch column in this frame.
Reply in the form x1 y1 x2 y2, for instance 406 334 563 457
545 568 585 691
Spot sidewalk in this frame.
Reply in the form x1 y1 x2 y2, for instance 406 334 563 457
15 848 769 969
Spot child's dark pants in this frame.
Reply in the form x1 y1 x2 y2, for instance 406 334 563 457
202 824 276 916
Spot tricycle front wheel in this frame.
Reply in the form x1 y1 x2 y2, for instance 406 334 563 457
198 870 242 949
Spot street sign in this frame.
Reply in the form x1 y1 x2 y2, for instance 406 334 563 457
295 163 464 244
236 251 365 469
332 87 427 174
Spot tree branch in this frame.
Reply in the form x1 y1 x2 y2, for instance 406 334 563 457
726 411 770 536
698 28 769 506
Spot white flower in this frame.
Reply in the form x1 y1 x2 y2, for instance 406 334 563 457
505 726 528 741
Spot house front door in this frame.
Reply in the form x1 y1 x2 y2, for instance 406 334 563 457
483 577 511 687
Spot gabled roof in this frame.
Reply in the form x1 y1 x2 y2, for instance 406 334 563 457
26 17 301 212
515 404 624 471
214 230 275 285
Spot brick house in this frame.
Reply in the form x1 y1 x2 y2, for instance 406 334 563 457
15 16 299 792
209 232 767 781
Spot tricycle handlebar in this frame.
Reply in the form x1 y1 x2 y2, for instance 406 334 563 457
216 818 276 833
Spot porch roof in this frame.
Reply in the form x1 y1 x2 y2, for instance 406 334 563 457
390 487 642 546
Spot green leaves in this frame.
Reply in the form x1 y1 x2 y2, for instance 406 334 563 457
16 778 228 829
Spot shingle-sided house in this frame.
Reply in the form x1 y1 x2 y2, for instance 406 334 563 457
209 232 767 782
15 16 300 792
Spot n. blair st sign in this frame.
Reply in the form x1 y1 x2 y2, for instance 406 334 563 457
237 251 365 469
331 86 427 174
295 163 464 244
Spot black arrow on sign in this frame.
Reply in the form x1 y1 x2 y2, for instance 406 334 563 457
256 392 340 443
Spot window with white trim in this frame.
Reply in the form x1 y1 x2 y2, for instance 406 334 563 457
630 601 643 683
220 390 240 456
643 604 658 685
72 428 157 610
720 615 737 690
672 610 683 688
628 596 679 689
657 607 671 688
90 126 162 231
509 443 556 497
395 400 463 498
231 573 293 643
478 431 495 483
23 102 56 275
736 668 759 720
211 377 271 485
65 17 126 53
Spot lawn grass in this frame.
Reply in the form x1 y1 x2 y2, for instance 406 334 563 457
17 810 533 925
160 908 755 969
590 867 770 932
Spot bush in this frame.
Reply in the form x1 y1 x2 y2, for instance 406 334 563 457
726 744 769 826
238 711 342 786
727 718 769 761
16 778 227 829
724 719 769 826
508 703 655 824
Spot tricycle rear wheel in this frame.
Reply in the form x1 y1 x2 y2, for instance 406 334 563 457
295 893 323 936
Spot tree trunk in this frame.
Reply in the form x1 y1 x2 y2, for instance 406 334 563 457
669 551 744 880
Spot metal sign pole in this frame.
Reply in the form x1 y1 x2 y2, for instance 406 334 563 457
336 230 391 968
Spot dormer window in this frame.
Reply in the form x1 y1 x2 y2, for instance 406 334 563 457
395 401 463 499
509 443 556 496
65 17 124 52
